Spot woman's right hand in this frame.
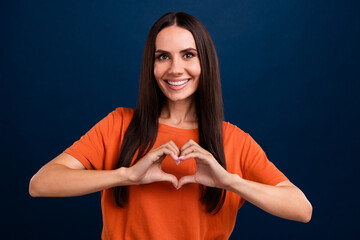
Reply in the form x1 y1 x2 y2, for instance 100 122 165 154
127 141 180 188
29 141 181 197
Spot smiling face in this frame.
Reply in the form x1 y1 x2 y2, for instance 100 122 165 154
154 26 201 103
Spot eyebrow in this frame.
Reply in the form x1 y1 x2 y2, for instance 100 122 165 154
155 48 198 53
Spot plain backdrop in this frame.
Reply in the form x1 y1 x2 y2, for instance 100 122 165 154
1 0 359 239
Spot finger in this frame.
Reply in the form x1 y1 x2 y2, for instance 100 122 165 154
180 139 198 152
178 175 196 189
152 141 177 158
180 146 201 158
160 141 182 165
181 144 211 160
165 141 181 164
174 158 181 165
161 141 179 158
180 152 209 164
166 140 180 156
180 141 208 159
160 172 179 189
153 147 177 163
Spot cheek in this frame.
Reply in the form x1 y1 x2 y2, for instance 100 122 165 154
187 62 201 77
153 64 159 79
154 63 166 80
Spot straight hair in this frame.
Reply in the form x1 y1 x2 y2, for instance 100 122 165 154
114 12 226 214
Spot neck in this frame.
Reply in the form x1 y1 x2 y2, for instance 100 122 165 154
159 97 198 129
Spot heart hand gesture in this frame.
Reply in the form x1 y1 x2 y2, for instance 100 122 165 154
127 141 180 188
127 139 233 190
177 139 233 189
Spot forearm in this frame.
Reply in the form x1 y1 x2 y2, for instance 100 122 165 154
225 174 312 223
29 164 131 197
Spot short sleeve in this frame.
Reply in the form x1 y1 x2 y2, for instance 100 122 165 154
64 111 116 170
241 134 288 186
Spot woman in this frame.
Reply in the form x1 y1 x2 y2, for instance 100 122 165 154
29 12 312 239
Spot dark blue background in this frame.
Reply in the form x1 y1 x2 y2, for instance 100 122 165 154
1 0 359 239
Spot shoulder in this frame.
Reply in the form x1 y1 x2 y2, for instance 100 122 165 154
112 107 134 119
222 121 248 138
100 107 134 130
222 121 252 146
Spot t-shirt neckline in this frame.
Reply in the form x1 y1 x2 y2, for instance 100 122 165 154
158 122 199 134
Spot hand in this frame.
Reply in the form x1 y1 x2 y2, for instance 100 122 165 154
177 139 233 189
127 141 180 188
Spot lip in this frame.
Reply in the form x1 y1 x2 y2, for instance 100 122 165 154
163 78 191 91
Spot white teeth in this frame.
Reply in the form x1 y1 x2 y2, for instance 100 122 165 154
166 79 189 86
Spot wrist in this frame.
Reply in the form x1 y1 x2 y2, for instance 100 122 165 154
115 167 136 186
223 173 243 192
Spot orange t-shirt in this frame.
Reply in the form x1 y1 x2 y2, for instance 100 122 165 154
64 107 288 240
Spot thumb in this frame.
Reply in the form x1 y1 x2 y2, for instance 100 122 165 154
178 175 196 189
160 172 179 189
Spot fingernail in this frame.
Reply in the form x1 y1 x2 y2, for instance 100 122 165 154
178 155 185 159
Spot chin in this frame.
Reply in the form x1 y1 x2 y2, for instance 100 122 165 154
165 93 196 103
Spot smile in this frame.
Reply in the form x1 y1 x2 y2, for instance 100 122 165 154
164 78 191 91
165 79 190 86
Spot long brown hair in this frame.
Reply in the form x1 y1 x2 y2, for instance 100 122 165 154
114 12 226 214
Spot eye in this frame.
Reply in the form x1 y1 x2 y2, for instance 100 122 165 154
184 52 195 59
156 54 169 61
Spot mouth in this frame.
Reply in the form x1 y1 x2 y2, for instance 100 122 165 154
164 78 191 90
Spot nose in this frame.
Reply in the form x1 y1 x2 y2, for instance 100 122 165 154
168 56 183 75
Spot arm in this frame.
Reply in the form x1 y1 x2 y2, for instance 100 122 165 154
225 177 312 223
29 153 131 197
177 140 312 223
29 141 180 197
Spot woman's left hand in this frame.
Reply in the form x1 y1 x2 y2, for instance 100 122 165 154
177 139 234 189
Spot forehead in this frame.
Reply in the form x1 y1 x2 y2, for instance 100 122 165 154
155 26 196 50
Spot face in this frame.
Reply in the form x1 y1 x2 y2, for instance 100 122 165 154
154 26 201 103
